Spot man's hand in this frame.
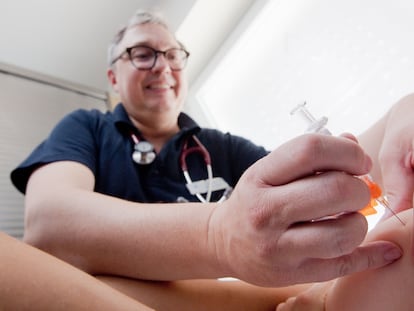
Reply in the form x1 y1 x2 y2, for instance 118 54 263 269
208 134 402 286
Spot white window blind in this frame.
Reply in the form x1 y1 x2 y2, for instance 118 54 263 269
0 63 107 239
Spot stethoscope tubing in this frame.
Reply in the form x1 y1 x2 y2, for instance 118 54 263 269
180 135 213 202
131 132 227 203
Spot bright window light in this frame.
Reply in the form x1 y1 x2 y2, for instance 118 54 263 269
196 0 414 150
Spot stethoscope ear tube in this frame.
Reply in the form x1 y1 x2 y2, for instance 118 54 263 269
180 135 211 170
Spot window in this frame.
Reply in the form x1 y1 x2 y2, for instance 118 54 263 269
195 0 414 150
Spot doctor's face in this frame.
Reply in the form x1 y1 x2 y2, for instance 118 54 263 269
108 23 188 126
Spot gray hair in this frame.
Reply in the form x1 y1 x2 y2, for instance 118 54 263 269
107 10 174 66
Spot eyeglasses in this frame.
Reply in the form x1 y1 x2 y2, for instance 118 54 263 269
111 45 190 71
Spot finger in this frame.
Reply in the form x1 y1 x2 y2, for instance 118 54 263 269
256 134 372 186
298 241 402 283
289 290 325 311
339 132 359 143
275 284 329 311
276 298 296 311
279 213 368 259
275 301 286 311
270 171 370 223
297 282 331 311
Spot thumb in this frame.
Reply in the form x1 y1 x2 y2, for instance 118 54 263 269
333 241 402 277
307 241 402 282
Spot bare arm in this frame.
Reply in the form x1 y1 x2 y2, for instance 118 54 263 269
325 208 413 311
358 93 414 214
0 231 153 310
98 277 310 311
24 161 220 280
24 134 401 286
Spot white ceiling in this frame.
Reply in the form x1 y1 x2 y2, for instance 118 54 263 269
0 0 194 90
0 0 255 92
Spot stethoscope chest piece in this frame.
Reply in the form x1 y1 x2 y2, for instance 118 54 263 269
132 141 156 165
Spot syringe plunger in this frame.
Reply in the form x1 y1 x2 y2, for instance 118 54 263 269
291 102 331 135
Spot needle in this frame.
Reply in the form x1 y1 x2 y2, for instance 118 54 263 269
376 197 406 226
291 102 406 226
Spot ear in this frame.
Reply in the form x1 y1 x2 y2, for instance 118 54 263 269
107 68 119 92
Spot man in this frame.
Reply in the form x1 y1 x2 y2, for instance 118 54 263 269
11 10 411 293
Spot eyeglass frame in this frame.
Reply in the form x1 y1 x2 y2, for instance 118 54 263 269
110 44 190 71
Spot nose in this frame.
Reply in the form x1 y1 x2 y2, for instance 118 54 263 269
151 53 171 72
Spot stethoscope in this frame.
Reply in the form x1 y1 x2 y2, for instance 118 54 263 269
130 132 232 203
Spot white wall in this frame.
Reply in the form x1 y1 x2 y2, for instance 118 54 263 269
0 0 196 91
0 65 107 238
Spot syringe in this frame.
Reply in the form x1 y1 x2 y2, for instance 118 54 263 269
291 102 405 226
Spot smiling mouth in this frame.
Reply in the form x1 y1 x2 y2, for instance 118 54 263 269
146 84 173 90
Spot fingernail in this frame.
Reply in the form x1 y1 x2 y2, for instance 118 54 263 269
384 247 402 262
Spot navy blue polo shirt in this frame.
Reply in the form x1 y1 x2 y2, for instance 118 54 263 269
11 104 268 203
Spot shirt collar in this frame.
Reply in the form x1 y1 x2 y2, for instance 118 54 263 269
113 103 200 137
